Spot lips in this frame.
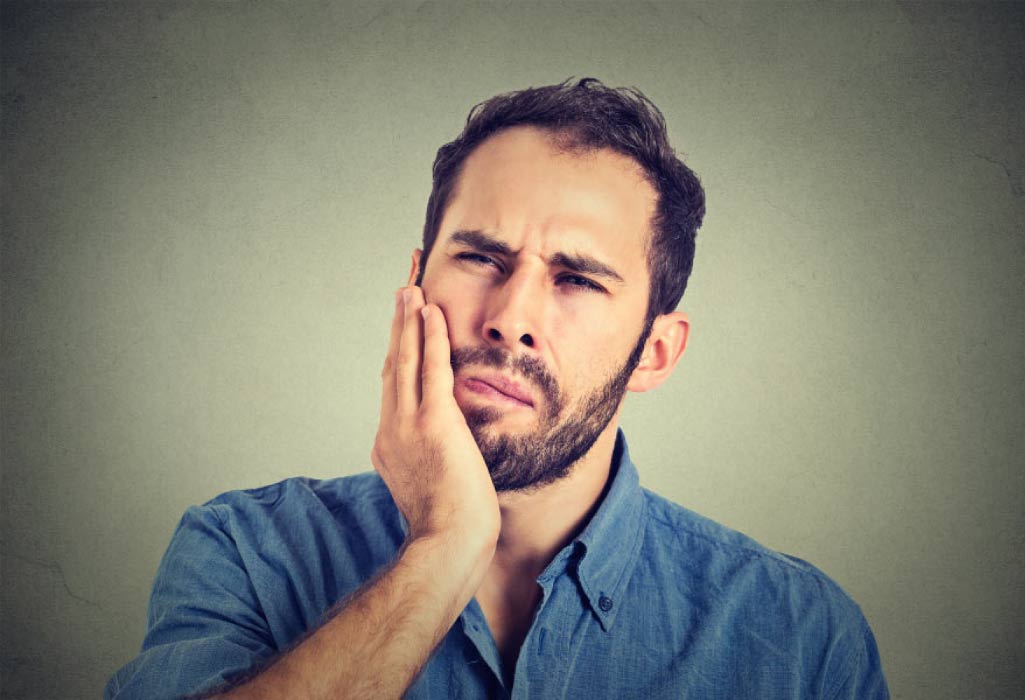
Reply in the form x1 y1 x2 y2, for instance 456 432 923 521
462 373 535 407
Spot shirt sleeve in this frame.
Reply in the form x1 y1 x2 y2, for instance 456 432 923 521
825 617 890 700
105 505 277 700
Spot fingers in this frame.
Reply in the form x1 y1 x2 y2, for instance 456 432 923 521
381 286 449 426
420 304 454 410
379 288 405 422
372 286 499 547
395 286 426 416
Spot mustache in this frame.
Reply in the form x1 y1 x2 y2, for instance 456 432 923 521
450 346 561 408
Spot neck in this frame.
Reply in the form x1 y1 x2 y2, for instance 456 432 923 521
490 420 620 578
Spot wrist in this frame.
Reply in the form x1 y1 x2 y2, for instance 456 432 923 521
406 505 500 556
402 530 496 593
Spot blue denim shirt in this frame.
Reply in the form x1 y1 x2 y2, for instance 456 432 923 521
106 432 888 699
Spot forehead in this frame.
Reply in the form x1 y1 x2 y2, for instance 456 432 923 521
439 127 657 274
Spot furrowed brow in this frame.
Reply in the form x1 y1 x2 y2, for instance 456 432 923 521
448 230 515 257
549 251 625 284
447 229 625 284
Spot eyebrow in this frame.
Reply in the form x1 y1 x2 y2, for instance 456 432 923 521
447 229 625 284
549 251 624 284
449 230 515 257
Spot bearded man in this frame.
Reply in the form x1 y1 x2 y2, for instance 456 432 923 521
106 79 888 700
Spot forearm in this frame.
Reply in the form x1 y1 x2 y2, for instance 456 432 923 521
212 534 494 700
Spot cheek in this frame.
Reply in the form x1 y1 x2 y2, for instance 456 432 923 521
572 323 641 381
548 302 615 356
424 288 483 348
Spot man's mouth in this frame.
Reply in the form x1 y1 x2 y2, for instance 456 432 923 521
460 373 535 408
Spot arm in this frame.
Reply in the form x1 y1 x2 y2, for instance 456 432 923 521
209 287 500 700
208 535 490 700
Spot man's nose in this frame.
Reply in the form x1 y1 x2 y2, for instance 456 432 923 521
482 271 543 351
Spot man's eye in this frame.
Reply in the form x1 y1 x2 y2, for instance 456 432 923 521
456 252 500 268
557 274 605 292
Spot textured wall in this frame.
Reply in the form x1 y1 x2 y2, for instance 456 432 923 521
2 2 1023 699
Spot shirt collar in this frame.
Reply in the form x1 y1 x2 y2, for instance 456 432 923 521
566 429 646 632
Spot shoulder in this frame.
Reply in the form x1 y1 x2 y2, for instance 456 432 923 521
169 472 405 584
642 487 842 576
638 487 870 633
195 471 398 529
152 472 404 635
202 470 394 510
632 489 887 698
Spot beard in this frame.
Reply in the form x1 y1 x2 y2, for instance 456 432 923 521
451 320 653 493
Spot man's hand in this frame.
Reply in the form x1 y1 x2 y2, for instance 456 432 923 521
372 285 500 550
207 287 501 700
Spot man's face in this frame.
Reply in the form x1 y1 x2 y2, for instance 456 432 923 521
418 127 657 491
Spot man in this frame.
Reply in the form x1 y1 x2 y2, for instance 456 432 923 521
106 79 888 699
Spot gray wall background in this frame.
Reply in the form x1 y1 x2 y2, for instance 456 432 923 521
2 2 1023 699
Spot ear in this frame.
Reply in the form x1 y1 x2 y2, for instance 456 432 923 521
408 249 423 286
626 311 690 394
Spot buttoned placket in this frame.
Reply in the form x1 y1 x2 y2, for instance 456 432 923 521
459 598 507 697
508 547 586 699
458 547 584 698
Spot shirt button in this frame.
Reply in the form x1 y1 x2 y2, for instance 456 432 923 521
598 595 614 612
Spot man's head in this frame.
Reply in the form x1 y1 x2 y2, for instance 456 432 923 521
417 78 705 322
412 79 704 492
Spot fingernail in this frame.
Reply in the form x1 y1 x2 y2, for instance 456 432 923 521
421 306 430 320
402 287 411 305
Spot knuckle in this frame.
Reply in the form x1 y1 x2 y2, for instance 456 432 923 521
414 410 441 435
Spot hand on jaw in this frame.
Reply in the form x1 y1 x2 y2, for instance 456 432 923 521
371 285 501 556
